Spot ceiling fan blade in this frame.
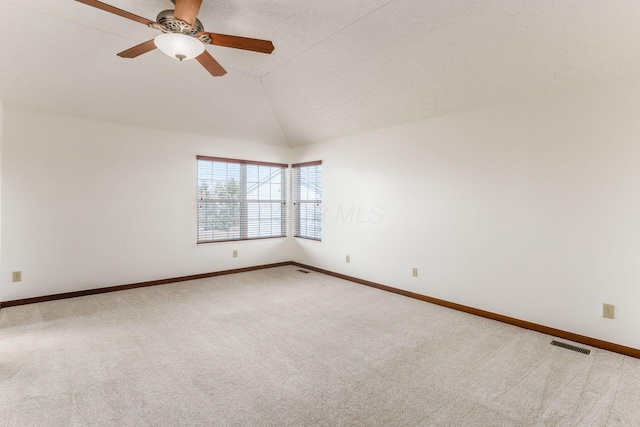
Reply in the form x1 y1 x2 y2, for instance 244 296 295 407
117 40 157 59
196 51 227 77
174 0 203 26
199 33 274 54
75 0 155 25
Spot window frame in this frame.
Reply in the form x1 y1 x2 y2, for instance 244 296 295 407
197 156 288 244
292 160 323 241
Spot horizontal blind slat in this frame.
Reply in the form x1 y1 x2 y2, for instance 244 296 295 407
293 163 322 240
197 158 287 243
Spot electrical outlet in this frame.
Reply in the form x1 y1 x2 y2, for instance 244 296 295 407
12 271 22 282
603 303 615 319
412 268 418 277
346 255 350 263
233 250 238 258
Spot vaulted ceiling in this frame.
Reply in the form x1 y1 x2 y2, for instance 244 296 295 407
1 1 640 147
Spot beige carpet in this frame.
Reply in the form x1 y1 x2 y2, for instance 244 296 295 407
1 265 639 426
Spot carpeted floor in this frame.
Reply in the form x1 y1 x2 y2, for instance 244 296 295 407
1 265 639 426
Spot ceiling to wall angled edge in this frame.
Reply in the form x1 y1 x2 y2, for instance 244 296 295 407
1 1 640 146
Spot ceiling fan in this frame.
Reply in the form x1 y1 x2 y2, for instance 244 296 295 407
75 0 274 77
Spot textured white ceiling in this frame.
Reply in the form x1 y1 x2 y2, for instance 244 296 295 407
1 0 639 146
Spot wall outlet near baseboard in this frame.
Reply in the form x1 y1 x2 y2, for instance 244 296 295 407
346 255 350 263
12 271 22 282
412 268 418 277
603 303 615 319
233 250 238 258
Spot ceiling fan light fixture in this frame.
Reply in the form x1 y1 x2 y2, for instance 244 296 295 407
154 33 204 61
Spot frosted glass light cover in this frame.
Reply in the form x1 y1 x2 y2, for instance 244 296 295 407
154 33 205 61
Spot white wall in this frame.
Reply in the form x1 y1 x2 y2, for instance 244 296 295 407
0 97 3 301
0 110 292 302
292 74 640 350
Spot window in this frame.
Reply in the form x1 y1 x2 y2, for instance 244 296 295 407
197 156 287 243
293 161 322 240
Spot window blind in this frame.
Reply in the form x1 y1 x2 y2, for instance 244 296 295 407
293 161 322 240
197 156 287 243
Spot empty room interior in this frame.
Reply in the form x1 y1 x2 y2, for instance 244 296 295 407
1 0 640 425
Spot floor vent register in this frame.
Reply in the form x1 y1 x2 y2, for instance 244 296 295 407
551 340 591 355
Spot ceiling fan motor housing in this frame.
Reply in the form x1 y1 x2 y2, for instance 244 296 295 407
156 9 205 35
